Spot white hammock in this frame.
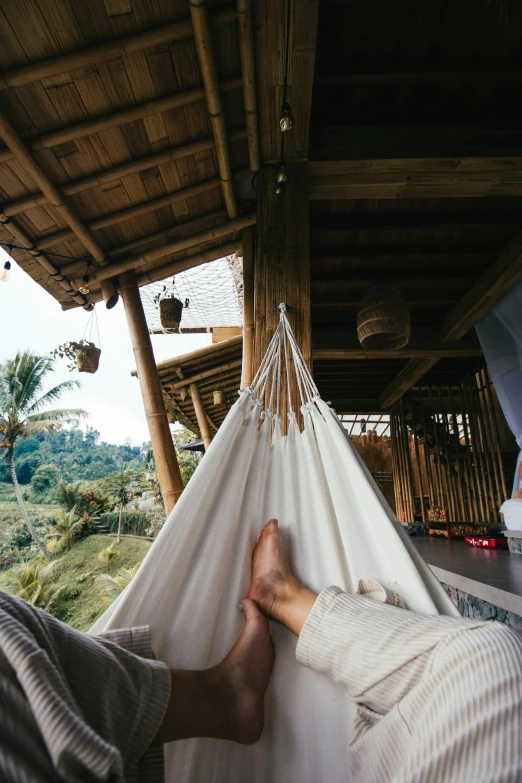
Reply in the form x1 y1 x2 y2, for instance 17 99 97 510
91 306 457 783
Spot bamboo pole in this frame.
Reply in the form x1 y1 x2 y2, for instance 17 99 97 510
482 369 509 500
0 214 90 309
479 368 505 510
427 387 446 512
189 383 213 451
449 389 469 521
461 382 485 521
237 0 260 172
241 226 255 388
417 389 435 507
136 240 241 290
0 8 236 92
467 373 490 521
70 215 256 285
119 270 184 513
393 405 408 521
167 359 243 389
38 178 222 250
3 131 247 219
411 413 426 521
437 387 459 520
458 383 479 521
0 111 119 308
400 397 416 521
190 1 237 219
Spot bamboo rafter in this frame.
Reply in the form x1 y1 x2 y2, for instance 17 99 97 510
1 130 247 220
0 111 120 307
237 0 260 172
70 215 255 286
0 7 236 92
190 0 238 219
0 77 242 166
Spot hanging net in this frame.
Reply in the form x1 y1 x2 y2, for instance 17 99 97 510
140 255 243 333
91 307 456 783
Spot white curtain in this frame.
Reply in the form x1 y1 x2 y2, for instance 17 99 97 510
475 281 522 495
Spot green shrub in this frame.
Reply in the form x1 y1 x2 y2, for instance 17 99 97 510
30 464 61 500
101 511 151 537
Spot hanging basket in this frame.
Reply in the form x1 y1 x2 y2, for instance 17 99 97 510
75 345 101 374
160 297 183 330
213 390 225 406
357 285 411 350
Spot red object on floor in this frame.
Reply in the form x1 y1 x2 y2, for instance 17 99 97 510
465 536 509 550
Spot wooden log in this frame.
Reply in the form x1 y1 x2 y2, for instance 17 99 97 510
70 215 256 285
440 229 522 342
0 110 119 309
119 270 184 513
37 177 222 250
167 359 243 389
2 131 247 219
380 358 438 408
190 1 237 219
0 214 90 309
237 0 260 172
254 165 311 430
189 382 213 451
241 226 254 388
0 7 236 91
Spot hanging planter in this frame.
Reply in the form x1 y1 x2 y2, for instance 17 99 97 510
213 390 225 406
51 340 101 374
357 285 411 350
159 297 184 330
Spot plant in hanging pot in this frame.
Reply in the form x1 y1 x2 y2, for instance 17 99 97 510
51 340 101 374
153 281 189 331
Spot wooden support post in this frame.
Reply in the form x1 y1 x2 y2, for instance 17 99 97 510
237 0 260 172
254 164 311 429
189 383 213 451
119 271 183 514
241 226 255 388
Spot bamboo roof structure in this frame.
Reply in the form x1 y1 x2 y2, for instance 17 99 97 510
0 0 257 310
151 335 243 436
4 0 522 415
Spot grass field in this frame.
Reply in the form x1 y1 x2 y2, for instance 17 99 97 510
0 481 57 529
0 534 151 631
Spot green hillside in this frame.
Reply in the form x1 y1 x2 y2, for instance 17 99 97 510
0 534 151 631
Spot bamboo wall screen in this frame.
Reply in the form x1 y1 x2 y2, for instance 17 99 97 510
391 369 509 523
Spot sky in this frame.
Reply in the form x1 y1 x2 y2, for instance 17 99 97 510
0 248 211 445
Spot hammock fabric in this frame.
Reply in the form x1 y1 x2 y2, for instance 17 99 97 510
91 306 457 783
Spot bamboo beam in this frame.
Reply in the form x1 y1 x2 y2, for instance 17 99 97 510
380 358 439 409
241 225 254 388
0 214 90 309
2 130 247 220
440 229 522 342
0 7 236 91
313 341 482 360
152 335 243 375
237 0 260 172
71 215 255 285
189 382 213 451
37 177 222 251
0 111 119 308
166 359 242 389
136 240 241 289
190 0 237 219
120 270 184 513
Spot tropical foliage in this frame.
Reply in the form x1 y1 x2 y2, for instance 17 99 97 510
11 559 59 607
96 561 141 604
47 508 87 553
97 540 119 570
0 352 87 558
102 469 146 542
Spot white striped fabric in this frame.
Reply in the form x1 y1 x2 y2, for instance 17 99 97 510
297 585 522 783
0 591 170 782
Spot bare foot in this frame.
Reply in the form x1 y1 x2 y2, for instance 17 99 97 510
247 519 300 623
210 599 275 744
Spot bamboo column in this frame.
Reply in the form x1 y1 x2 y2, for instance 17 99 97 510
241 226 255 388
189 383 213 451
254 164 312 430
119 270 184 514
237 0 260 172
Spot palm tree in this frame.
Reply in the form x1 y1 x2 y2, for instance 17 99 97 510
0 352 87 559
96 561 141 604
103 469 145 543
47 507 86 552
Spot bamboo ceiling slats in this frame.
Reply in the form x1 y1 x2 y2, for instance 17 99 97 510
0 0 257 310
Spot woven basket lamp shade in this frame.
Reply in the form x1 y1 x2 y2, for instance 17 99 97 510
357 285 411 349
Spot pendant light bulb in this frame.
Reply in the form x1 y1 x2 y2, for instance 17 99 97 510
78 274 90 295
279 102 294 132
0 260 11 282
276 161 288 183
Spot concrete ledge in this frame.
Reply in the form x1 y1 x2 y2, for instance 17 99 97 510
429 564 522 617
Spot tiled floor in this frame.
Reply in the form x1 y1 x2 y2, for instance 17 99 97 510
411 537 522 599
